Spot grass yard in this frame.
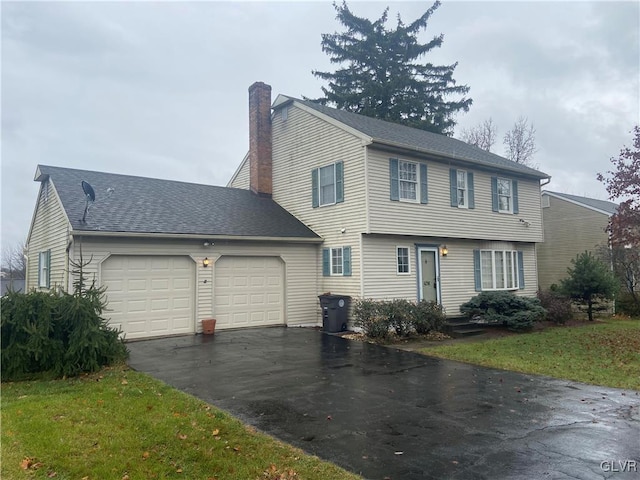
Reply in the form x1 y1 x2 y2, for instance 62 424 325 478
1 366 361 480
421 318 640 390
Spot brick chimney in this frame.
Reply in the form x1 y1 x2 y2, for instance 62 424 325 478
249 82 272 197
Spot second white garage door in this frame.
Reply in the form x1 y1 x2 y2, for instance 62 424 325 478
214 256 284 329
102 255 195 340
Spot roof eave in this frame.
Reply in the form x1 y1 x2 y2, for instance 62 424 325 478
370 139 550 180
70 230 323 243
542 191 616 216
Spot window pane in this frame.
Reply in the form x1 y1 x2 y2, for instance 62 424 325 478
499 195 510 211
397 247 409 273
458 188 466 206
481 251 493 289
506 252 514 288
332 248 343 275
319 165 335 205
399 161 417 200
498 179 511 195
495 251 505 289
457 171 466 189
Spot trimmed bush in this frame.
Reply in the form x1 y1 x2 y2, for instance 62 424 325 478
353 298 447 340
460 291 546 332
537 289 573 324
1 287 128 381
617 292 640 316
353 299 390 340
412 300 446 334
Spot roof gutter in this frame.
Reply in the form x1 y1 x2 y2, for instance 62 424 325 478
70 230 323 244
369 138 551 180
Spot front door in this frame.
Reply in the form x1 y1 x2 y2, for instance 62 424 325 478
420 250 439 303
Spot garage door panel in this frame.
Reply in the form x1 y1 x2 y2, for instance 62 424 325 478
102 255 195 339
215 256 284 330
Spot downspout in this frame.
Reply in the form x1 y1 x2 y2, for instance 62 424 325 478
361 143 370 298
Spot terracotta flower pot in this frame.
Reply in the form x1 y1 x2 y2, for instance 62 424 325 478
201 318 216 335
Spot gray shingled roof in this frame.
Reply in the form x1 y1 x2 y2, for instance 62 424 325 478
286 97 549 179
543 190 618 215
36 165 320 239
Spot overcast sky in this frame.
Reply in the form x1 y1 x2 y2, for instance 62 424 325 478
2 1 639 249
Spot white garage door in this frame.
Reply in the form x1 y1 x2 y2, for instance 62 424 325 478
102 255 195 339
215 256 284 329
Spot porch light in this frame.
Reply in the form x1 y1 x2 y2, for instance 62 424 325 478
440 245 448 257
203 257 210 268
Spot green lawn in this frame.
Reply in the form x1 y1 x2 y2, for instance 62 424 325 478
1 367 361 480
421 318 640 390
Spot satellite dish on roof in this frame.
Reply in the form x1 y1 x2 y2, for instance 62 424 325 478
82 181 95 202
81 180 96 223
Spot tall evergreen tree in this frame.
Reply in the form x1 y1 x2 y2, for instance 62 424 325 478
312 1 472 135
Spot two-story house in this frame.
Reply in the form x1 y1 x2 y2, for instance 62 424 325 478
229 83 549 316
26 82 549 339
537 191 617 290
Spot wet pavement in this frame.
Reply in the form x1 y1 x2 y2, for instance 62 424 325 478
127 327 640 480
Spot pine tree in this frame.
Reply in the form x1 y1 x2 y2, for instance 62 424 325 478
312 1 472 135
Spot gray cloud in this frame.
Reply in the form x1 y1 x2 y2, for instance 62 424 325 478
2 1 638 249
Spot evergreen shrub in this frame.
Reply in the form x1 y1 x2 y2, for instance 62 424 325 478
460 291 546 331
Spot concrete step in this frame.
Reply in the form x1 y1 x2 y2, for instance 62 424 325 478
450 327 487 338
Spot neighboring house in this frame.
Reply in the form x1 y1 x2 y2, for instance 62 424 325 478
27 81 550 340
229 83 550 316
537 191 617 290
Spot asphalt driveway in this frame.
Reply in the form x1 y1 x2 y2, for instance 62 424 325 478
127 327 640 480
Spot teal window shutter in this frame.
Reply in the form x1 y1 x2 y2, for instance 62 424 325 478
46 250 51 288
491 177 499 212
420 164 428 204
322 248 330 276
311 169 319 208
389 158 399 201
343 246 351 276
449 168 458 206
473 250 482 292
335 161 344 203
517 251 525 289
468 172 475 209
37 253 42 287
512 180 519 214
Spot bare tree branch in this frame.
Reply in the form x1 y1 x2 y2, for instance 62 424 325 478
460 118 497 151
503 116 537 166
1 241 26 280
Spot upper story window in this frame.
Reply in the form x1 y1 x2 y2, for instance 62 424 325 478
474 249 524 291
322 246 352 277
497 178 512 213
399 161 418 201
542 195 550 208
312 161 344 208
397 247 410 274
38 250 51 288
281 106 288 121
491 177 519 214
449 168 474 209
389 158 428 204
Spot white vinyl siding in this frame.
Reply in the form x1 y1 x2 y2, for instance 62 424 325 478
227 155 250 189
271 104 365 298
367 148 543 242
26 181 71 291
362 235 538 316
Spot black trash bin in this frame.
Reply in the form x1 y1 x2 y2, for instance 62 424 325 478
318 294 351 333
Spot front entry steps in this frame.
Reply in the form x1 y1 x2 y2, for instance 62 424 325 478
444 318 487 338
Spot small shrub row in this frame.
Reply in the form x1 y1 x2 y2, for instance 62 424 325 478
353 298 446 340
460 291 546 331
1 288 128 381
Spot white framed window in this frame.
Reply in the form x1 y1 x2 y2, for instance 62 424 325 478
457 170 468 208
38 250 50 288
497 178 512 213
396 247 410 274
331 247 343 275
398 161 418 202
542 195 550 208
319 164 336 206
480 250 519 290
